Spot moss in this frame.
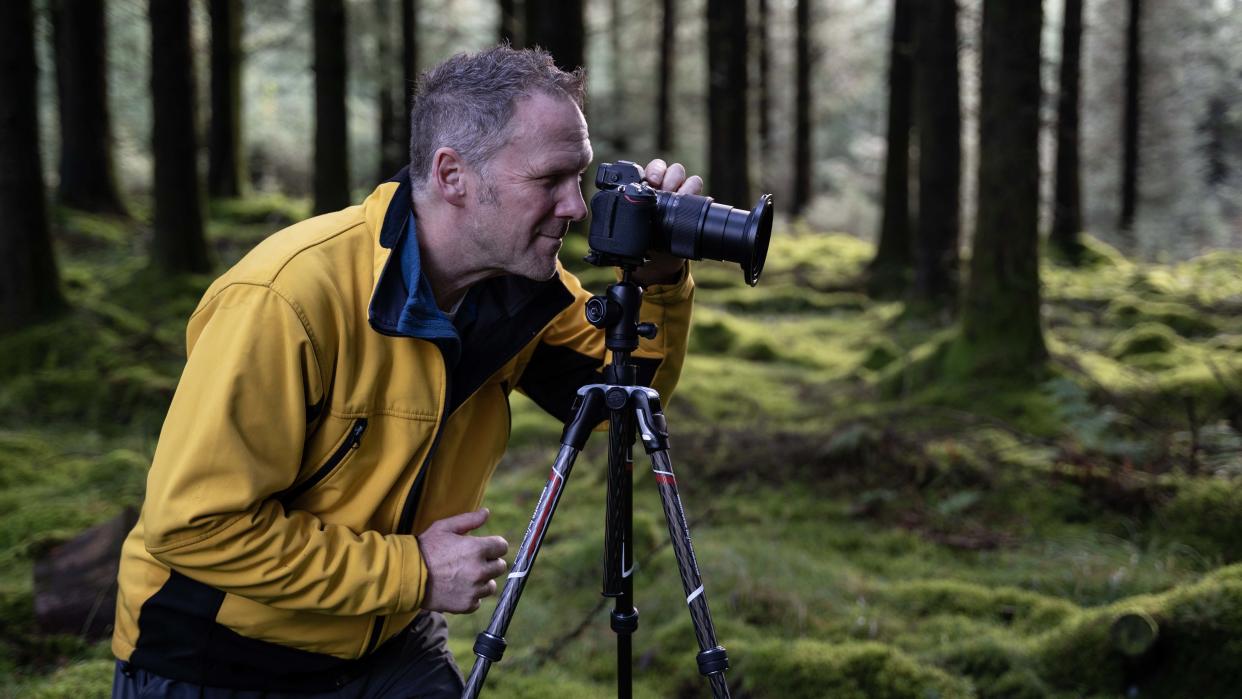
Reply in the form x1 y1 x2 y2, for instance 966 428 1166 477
14 658 113 698
1105 295 1217 337
707 287 870 315
1035 572 1242 698
1108 322 1179 359
734 638 975 699
1158 478 1242 562
207 194 309 227
881 580 1078 635
689 316 739 354
862 337 902 371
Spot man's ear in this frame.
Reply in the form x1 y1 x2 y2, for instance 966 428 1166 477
430 147 468 206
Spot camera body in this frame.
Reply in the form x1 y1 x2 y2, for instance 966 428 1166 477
586 160 773 286
588 161 660 266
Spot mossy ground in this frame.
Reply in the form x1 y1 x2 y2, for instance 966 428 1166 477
4 210 1242 697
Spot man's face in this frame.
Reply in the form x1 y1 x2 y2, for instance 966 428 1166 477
463 92 593 281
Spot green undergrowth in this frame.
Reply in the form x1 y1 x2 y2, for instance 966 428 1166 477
5 210 1242 696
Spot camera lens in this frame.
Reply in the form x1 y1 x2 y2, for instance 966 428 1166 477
656 192 773 286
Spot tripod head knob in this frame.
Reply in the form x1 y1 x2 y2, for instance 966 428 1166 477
636 323 658 340
585 296 617 329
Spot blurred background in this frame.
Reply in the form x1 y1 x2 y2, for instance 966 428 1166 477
3 0 1242 697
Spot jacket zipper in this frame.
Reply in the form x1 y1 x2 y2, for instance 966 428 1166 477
277 419 367 508
363 352 451 656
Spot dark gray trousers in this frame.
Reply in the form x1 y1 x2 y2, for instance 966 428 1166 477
111 612 463 698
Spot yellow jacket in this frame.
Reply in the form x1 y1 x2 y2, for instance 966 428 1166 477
112 172 694 690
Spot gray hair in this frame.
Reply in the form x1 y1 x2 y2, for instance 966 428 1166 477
408 45 586 194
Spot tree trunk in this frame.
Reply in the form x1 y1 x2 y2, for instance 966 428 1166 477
656 0 676 152
208 0 245 198
0 0 65 332
50 0 127 215
526 0 585 72
791 0 812 215
401 0 417 141
377 0 398 179
756 0 771 181
1050 0 1083 261
707 0 750 207
378 0 414 179
313 0 351 214
150 0 211 274
960 0 1047 374
868 0 915 296
913 0 961 306
610 0 630 152
1119 0 1141 232
499 0 519 46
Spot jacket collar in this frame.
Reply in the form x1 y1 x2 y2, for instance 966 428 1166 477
366 168 459 356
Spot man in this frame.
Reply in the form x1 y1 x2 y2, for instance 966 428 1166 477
111 46 698 696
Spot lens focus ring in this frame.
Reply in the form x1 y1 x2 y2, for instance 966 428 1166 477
660 193 711 260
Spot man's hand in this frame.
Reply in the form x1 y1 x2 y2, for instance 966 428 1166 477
633 159 704 287
417 509 509 614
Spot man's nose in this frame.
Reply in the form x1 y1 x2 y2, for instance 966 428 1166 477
558 185 588 222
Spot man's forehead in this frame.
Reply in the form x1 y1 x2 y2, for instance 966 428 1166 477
510 93 591 159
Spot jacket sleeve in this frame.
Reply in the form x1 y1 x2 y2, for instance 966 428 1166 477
140 283 425 617
516 263 695 422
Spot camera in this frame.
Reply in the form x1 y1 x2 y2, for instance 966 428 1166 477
587 161 774 286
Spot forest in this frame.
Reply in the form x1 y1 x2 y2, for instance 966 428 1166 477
1 0 1242 696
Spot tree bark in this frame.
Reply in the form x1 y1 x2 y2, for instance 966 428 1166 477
313 0 351 214
401 0 417 138
656 0 676 152
960 0 1047 373
208 0 246 198
868 0 915 296
1050 0 1083 260
1119 0 1141 232
0 0 66 332
378 0 414 178
525 0 585 72
756 0 771 175
50 0 127 215
913 0 961 306
610 0 630 152
707 0 751 207
377 0 398 179
150 0 211 274
791 0 812 215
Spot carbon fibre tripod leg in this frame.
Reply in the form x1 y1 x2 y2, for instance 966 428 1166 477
632 389 732 698
462 387 609 699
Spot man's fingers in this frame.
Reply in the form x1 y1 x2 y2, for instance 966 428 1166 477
644 158 668 188
662 163 688 192
679 174 704 196
481 579 498 598
483 558 508 580
478 535 509 560
432 508 489 534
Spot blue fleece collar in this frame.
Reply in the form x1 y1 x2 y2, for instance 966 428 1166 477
368 212 460 352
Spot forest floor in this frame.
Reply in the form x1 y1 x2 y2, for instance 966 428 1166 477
2 199 1242 698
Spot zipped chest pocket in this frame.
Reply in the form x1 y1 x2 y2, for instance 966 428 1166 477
277 418 368 509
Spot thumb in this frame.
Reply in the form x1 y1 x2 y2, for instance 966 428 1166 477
436 508 490 535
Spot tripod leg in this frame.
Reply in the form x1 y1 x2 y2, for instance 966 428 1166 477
603 398 637 699
462 444 582 698
463 387 608 698
635 398 732 699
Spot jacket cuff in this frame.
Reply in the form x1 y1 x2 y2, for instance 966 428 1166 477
638 262 694 305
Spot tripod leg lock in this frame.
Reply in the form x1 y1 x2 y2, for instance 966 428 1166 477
696 646 730 676
610 607 640 635
473 632 507 662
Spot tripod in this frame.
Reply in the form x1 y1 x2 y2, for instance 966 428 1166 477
463 269 731 698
